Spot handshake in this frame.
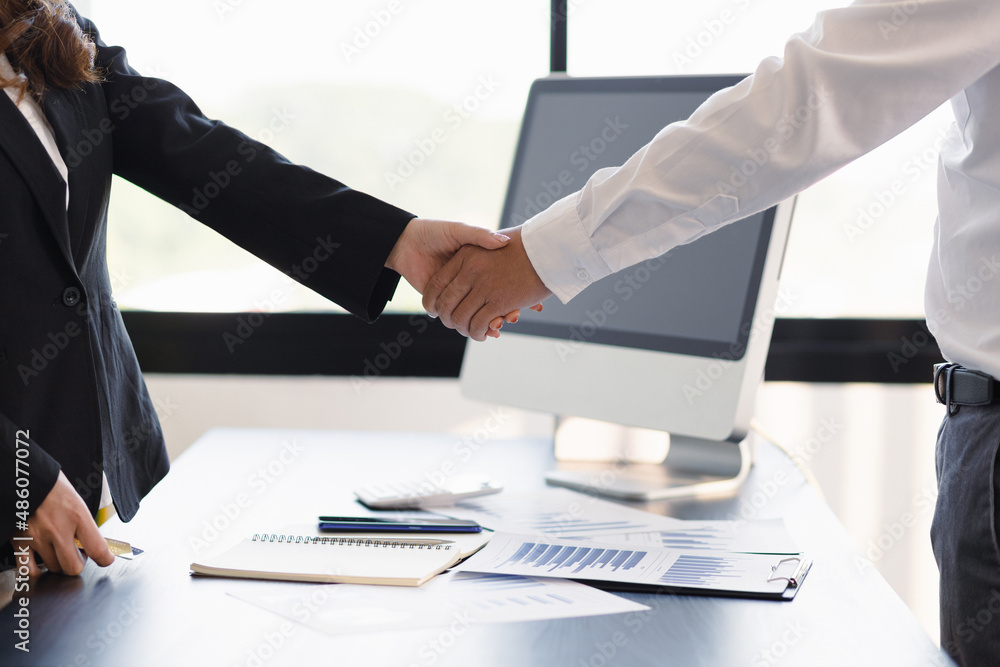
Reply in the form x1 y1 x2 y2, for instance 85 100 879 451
385 218 554 341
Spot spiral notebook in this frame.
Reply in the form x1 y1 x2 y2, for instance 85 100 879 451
190 533 468 587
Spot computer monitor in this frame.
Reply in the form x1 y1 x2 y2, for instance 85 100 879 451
461 75 794 501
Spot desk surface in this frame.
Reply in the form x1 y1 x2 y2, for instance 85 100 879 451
1 428 949 666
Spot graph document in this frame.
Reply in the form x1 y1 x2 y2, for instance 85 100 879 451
456 532 808 599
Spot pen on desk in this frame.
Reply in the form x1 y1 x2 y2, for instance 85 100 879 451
74 537 143 558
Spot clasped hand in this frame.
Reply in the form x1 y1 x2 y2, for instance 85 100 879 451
387 220 551 341
422 226 551 341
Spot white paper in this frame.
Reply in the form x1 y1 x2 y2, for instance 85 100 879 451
231 571 648 635
581 518 799 554
443 487 686 538
455 532 796 596
442 488 798 554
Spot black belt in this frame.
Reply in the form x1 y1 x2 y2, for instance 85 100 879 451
934 363 1000 415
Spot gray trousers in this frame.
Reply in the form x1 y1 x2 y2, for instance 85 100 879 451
932 403 1000 665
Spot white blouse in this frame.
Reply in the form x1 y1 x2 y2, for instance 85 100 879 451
1 53 69 209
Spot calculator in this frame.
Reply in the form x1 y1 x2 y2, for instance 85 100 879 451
354 475 503 509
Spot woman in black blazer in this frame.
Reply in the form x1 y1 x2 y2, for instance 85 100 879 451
0 1 513 575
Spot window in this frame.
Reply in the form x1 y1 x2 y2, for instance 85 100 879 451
89 0 942 381
88 0 548 312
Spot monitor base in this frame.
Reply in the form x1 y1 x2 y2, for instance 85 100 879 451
545 433 753 502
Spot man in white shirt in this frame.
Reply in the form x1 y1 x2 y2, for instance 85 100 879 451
421 0 1000 663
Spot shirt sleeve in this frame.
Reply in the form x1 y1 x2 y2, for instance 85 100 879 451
522 0 1000 303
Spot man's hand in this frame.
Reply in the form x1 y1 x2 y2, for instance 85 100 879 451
14 471 115 576
385 218 514 293
386 218 529 337
423 226 553 341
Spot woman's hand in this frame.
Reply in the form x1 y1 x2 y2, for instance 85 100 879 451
14 471 114 576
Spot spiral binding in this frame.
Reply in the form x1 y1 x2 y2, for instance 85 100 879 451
250 534 450 549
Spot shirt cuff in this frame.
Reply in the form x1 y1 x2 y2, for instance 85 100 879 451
521 193 613 304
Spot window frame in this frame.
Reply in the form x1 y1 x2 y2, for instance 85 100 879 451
124 312 939 384
123 2 941 386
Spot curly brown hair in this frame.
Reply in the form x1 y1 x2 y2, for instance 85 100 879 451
0 0 98 100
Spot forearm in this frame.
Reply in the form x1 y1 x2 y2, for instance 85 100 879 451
523 0 1000 302
0 413 59 546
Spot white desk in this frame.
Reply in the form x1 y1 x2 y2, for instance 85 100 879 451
0 428 950 666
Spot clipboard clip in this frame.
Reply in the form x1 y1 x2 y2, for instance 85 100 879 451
767 556 805 588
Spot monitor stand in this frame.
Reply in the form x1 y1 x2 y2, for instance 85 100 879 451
544 417 753 501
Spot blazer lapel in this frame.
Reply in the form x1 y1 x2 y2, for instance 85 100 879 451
42 85 97 265
0 92 76 270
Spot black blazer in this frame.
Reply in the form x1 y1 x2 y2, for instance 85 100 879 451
0 12 414 546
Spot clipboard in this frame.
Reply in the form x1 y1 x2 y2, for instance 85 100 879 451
765 556 812 600
455 532 814 601
575 555 812 601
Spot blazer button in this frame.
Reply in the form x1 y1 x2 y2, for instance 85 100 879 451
62 287 82 307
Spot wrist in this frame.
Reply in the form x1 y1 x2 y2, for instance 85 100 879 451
385 217 420 273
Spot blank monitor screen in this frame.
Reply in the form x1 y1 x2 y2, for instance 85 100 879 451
501 77 774 360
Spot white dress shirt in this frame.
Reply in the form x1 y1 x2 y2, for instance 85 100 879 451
521 0 1000 378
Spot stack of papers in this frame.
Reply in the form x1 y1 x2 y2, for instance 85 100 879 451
220 487 808 637
443 488 809 600
444 487 801 554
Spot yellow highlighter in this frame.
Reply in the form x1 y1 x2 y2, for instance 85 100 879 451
74 537 143 559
